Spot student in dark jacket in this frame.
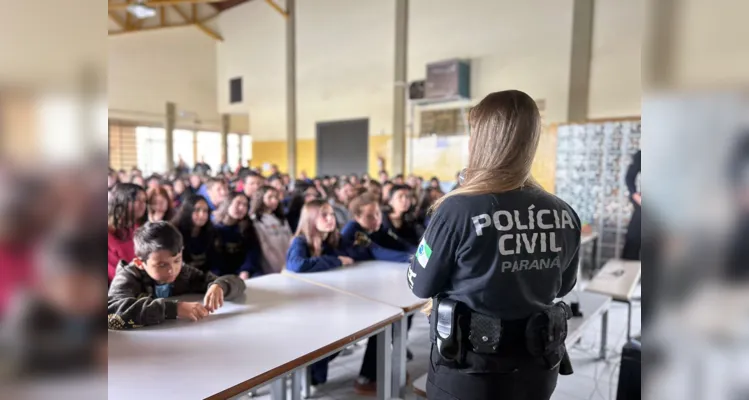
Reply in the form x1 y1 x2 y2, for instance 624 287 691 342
286 200 370 273
381 184 421 247
170 194 219 273
341 194 411 263
107 222 245 330
213 192 262 279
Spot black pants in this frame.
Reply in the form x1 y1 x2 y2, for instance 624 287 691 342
309 352 340 385
360 315 413 380
427 345 559 400
621 205 641 260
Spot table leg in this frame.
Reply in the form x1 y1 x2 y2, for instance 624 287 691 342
591 236 598 272
376 326 393 400
300 367 311 399
270 378 287 400
391 317 408 398
291 369 303 400
599 309 608 360
627 301 632 341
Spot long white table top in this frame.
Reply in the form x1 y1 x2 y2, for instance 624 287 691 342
108 274 403 400
585 259 641 301
563 291 612 346
284 261 428 313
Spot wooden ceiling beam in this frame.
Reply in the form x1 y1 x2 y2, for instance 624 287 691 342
109 0 225 11
109 22 195 36
108 11 126 29
172 4 224 41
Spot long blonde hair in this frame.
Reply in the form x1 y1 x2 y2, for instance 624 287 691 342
431 90 542 212
294 199 340 257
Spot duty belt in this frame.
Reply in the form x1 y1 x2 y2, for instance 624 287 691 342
430 297 574 375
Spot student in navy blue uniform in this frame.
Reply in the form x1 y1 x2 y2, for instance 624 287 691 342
170 194 219 274
341 194 411 263
286 199 369 273
408 90 581 400
381 184 421 247
212 192 262 279
285 199 369 387
195 177 229 212
339 194 415 394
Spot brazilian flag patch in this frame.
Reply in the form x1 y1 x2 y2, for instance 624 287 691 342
416 238 432 268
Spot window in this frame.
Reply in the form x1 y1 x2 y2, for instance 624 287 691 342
196 131 222 172
241 134 252 166
230 77 243 104
136 127 166 176
227 133 240 169
173 129 195 168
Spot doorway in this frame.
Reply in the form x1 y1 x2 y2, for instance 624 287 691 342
316 118 369 177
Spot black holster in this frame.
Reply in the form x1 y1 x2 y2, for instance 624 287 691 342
525 301 574 375
430 297 467 364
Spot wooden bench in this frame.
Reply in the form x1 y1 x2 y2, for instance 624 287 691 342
585 259 641 339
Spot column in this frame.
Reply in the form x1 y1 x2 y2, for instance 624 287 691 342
391 0 409 175
165 102 176 172
566 0 594 122
286 0 297 177
221 113 230 166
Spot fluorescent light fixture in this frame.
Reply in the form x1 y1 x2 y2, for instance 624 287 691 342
127 3 157 19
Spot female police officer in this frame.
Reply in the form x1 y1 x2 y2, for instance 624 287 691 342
407 90 581 400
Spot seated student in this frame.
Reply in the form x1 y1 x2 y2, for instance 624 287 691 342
146 186 175 223
284 199 370 387
341 194 411 263
366 180 383 203
146 175 161 191
242 171 265 200
381 181 394 205
250 186 293 274
286 184 321 230
107 222 245 330
172 178 189 208
170 194 218 273
213 193 262 279
108 183 147 284
188 174 202 195
286 199 370 273
415 187 444 229
197 177 229 212
2 229 106 377
330 180 356 228
381 184 421 247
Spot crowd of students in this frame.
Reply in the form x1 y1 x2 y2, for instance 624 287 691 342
106 163 449 395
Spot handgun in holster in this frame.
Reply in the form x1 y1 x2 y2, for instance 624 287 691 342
525 301 574 375
430 296 466 363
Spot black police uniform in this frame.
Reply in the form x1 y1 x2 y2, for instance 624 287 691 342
622 150 641 260
408 186 581 400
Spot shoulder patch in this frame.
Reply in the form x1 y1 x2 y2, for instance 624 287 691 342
416 238 432 268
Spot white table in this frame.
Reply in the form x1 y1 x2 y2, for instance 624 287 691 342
563 291 612 359
284 261 427 398
108 274 403 400
585 259 641 339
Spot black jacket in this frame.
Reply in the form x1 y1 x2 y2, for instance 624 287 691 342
107 261 245 330
408 187 581 320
